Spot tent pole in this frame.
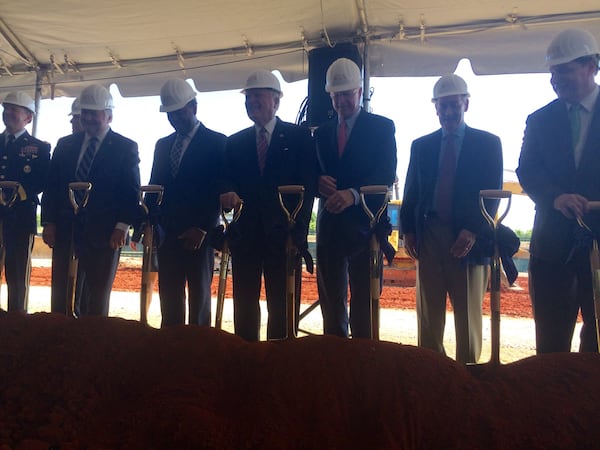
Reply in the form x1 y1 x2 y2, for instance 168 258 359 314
32 71 42 137
362 39 371 112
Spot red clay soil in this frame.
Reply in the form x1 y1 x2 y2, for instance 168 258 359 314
29 265 534 318
1 312 600 449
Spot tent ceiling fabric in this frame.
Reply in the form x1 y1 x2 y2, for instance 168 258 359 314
0 0 598 99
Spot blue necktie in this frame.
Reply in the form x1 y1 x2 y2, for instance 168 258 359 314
170 133 185 177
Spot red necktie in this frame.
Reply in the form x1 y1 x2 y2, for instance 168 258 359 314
257 127 268 175
436 135 457 222
338 120 347 157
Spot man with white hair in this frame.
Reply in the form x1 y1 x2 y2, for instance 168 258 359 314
517 28 600 353
42 84 140 316
0 91 50 312
315 58 397 339
144 78 226 327
219 70 316 341
401 74 503 363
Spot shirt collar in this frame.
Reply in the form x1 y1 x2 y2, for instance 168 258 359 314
338 108 361 130
572 84 600 113
442 122 466 139
255 117 277 136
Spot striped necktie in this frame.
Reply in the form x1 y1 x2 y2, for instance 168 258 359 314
76 137 98 182
257 127 268 175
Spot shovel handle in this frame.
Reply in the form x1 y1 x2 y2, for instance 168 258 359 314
221 200 244 228
479 189 512 228
588 201 600 211
139 184 164 215
359 185 390 227
278 185 305 225
68 182 92 215
0 181 21 208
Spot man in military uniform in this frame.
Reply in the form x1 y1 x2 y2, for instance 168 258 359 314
0 91 51 312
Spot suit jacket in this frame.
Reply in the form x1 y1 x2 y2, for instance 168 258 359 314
41 129 140 247
517 93 600 263
0 131 51 234
149 122 226 236
315 109 397 250
400 125 503 263
221 117 316 251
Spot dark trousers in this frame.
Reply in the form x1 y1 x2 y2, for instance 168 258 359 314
529 252 598 353
50 234 87 316
77 243 120 316
157 235 214 327
317 242 378 339
231 241 301 341
1 229 33 312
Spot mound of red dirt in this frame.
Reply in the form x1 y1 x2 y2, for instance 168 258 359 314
1 313 599 449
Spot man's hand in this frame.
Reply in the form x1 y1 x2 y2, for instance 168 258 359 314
324 189 354 214
403 233 418 260
450 229 477 258
318 175 337 198
178 227 206 251
220 191 242 212
109 228 127 250
554 193 589 220
42 223 56 248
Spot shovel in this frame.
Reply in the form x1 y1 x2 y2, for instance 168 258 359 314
359 185 391 340
138 184 164 324
215 200 243 329
66 181 92 317
278 185 305 339
479 189 512 365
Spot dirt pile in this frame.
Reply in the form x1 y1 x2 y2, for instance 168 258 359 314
1 313 599 449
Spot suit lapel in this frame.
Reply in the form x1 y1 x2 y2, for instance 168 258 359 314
577 95 600 174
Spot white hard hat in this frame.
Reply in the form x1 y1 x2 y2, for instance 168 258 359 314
69 97 81 116
79 84 114 110
546 28 600 67
242 70 282 96
431 74 470 101
325 58 362 93
2 91 35 114
159 78 196 113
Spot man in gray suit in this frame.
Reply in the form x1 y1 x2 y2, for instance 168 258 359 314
517 28 600 353
401 74 503 363
42 84 140 316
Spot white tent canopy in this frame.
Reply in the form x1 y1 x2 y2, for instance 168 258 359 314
0 0 599 99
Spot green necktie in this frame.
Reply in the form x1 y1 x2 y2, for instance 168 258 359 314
569 103 581 150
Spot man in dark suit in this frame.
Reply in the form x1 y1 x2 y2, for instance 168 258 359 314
42 84 140 317
315 58 397 339
400 74 503 363
517 28 600 354
144 78 226 327
219 69 316 341
0 92 51 312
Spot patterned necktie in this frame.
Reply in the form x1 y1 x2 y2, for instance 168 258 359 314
257 127 268 175
170 133 185 177
436 134 457 223
338 120 347 157
76 137 98 182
